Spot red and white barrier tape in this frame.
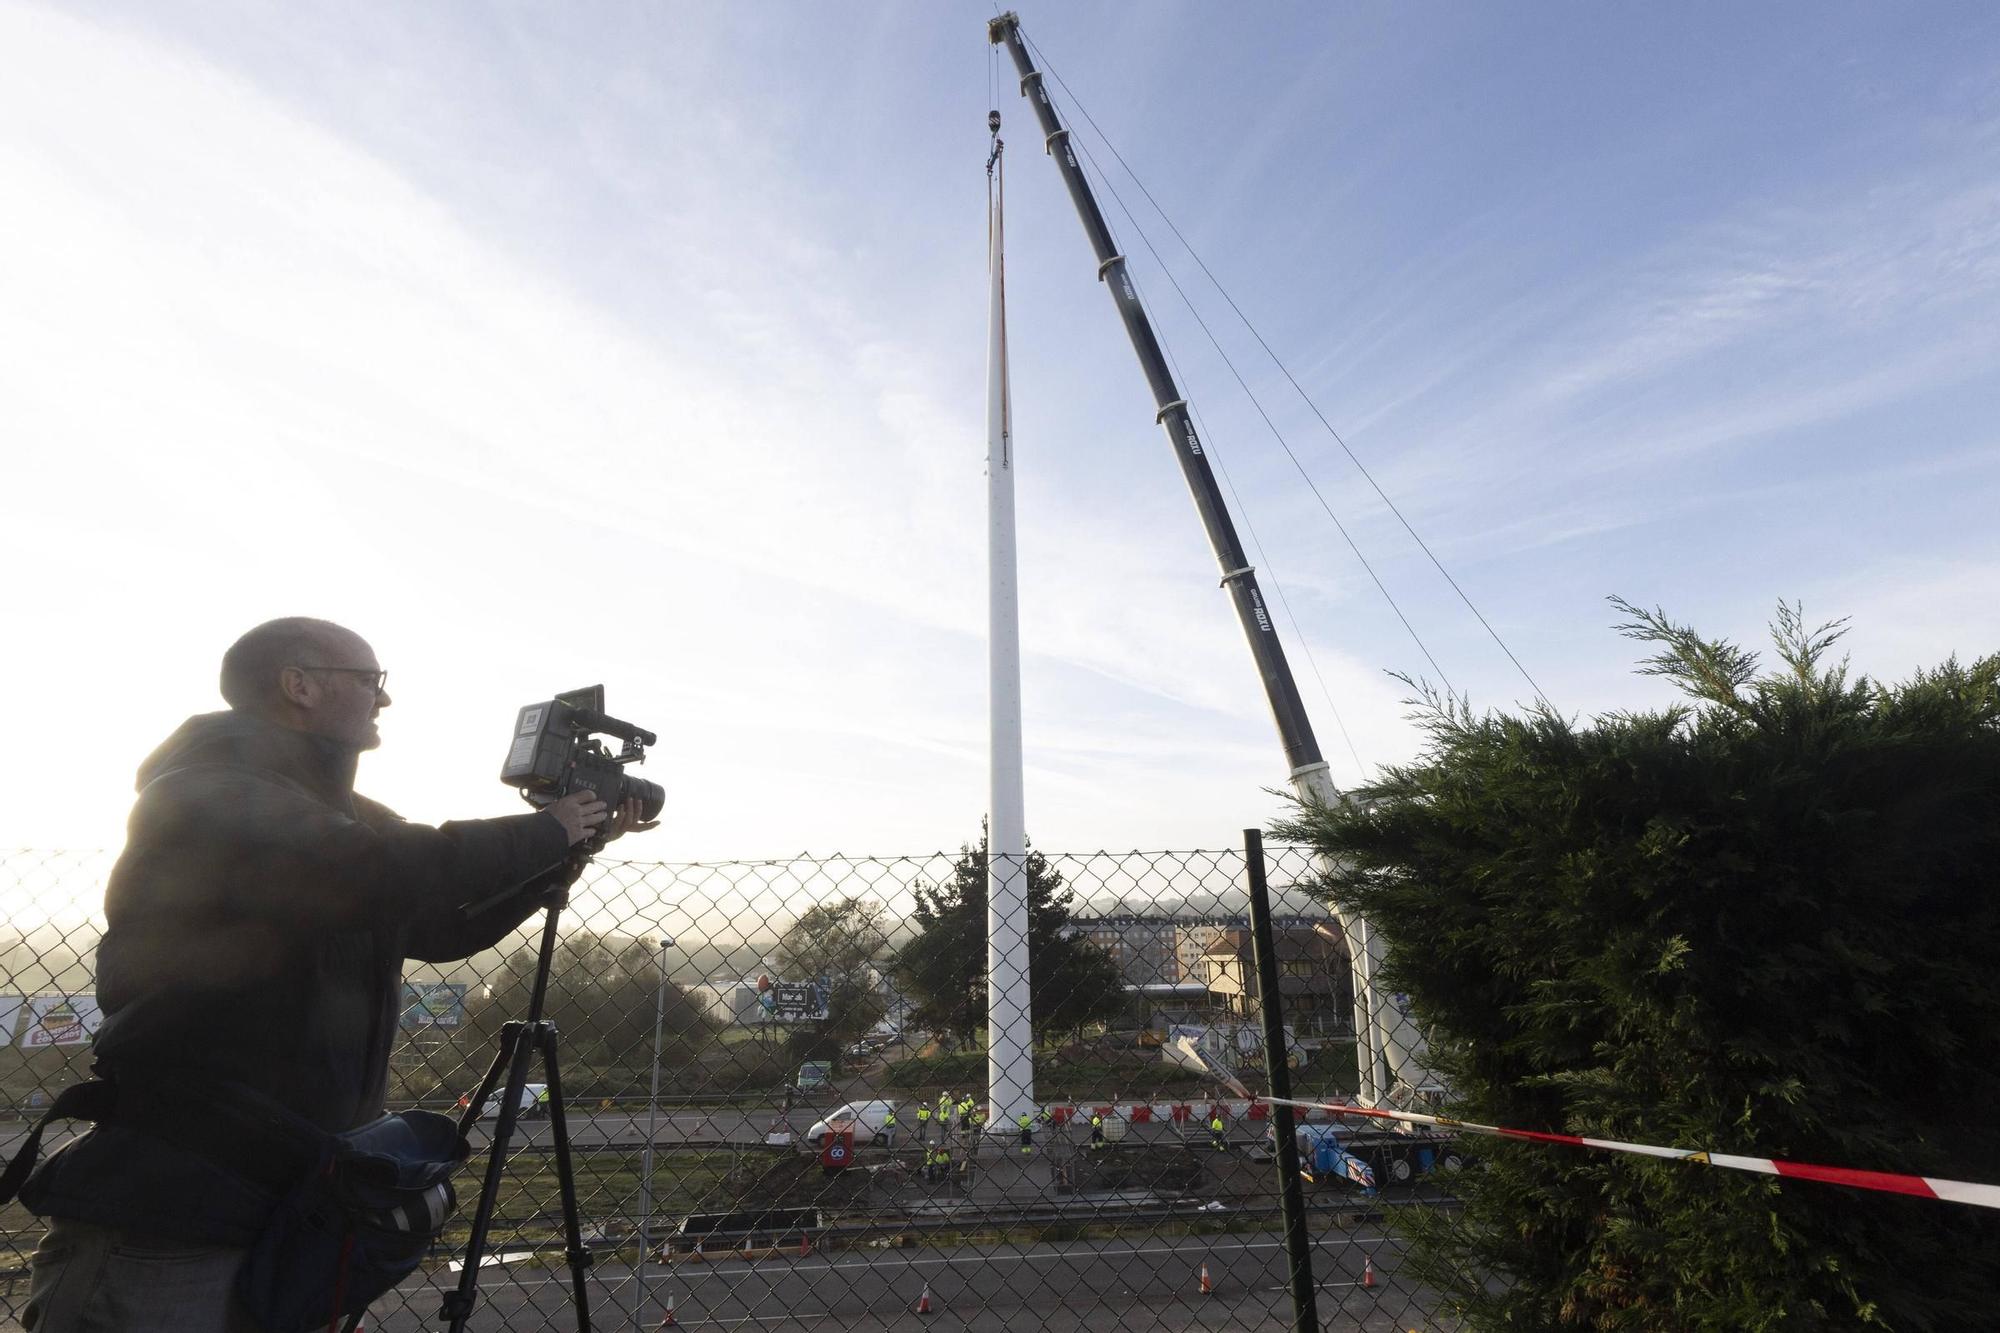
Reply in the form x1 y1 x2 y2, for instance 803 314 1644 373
1258 1095 2000 1212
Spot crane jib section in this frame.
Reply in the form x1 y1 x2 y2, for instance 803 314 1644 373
988 12 1448 1107
988 15 1323 780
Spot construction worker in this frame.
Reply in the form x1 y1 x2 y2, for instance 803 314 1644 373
970 1104 987 1139
1089 1112 1105 1151
915 1102 931 1144
881 1105 898 1152
1017 1111 1035 1156
958 1093 975 1130
935 1145 952 1186
1210 1110 1228 1152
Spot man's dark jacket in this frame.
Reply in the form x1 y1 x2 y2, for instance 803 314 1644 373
22 711 572 1242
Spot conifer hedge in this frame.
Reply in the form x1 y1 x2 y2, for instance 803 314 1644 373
1277 602 2000 1330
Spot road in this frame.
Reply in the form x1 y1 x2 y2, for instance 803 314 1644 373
0 1107 1295 1158
372 1227 1451 1332
0 1109 770 1163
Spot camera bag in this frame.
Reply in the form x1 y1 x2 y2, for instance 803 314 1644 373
236 1105 468 1332
0 1079 467 1333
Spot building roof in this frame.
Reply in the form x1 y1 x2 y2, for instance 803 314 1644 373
1200 928 1343 962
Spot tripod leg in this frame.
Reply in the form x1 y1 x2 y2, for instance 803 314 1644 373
537 1022 595 1332
454 1020 523 1141
440 1021 535 1332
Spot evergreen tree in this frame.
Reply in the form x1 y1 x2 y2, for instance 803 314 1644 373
774 895 891 1062
1276 601 2000 1331
895 834 1126 1044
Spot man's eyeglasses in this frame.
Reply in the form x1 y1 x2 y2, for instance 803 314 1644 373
296 665 390 695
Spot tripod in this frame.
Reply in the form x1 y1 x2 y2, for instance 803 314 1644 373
441 895 595 1333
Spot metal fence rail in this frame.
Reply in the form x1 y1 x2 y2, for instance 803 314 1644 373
1 844 1476 1331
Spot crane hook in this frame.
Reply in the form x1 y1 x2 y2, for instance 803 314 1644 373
988 110 1001 135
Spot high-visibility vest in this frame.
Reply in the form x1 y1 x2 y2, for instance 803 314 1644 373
884 1111 897 1126
1210 1117 1225 1132
917 1107 930 1121
1091 1115 1103 1128
1017 1115 1032 1129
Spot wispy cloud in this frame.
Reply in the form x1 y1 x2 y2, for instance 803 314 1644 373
0 4 1325 856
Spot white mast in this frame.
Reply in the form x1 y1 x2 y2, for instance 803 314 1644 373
984 113 1034 1134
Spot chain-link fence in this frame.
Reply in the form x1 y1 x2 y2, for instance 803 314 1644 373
1 844 1476 1331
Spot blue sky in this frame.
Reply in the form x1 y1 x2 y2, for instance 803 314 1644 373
3 2 1996 864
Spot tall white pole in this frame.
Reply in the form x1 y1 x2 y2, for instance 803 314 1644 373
985 120 1034 1138
633 936 670 1321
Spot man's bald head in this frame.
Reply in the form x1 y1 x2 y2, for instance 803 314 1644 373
219 618 390 749
220 618 356 711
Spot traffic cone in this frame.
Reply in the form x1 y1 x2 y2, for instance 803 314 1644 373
915 1282 933 1315
800 1232 812 1257
659 1293 676 1327
1199 1262 1213 1296
1363 1253 1377 1288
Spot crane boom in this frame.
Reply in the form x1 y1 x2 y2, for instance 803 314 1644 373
988 11 1434 1106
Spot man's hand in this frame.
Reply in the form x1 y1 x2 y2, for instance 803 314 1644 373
601 795 661 843
546 789 611 847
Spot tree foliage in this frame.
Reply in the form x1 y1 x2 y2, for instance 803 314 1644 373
774 895 891 1058
477 929 711 1073
895 834 1126 1044
1276 601 2000 1331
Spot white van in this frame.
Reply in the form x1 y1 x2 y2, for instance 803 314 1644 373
803 1099 901 1149
457 1083 550 1120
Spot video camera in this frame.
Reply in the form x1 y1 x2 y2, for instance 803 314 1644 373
499 686 664 836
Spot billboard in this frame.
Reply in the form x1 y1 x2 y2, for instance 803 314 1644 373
0 996 23 1046
400 982 467 1028
755 977 828 1022
21 995 102 1048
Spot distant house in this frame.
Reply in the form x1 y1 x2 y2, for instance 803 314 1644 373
1194 926 1351 1033
1076 915 1182 985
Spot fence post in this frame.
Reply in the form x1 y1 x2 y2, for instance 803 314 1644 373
1245 828 1319 1333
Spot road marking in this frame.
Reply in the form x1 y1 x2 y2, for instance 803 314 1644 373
406 1232 1409 1293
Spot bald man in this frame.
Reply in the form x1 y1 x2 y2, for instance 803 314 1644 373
13 617 654 1331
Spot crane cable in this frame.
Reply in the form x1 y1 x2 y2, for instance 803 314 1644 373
1024 34 1553 713
1042 63 1456 702
1071 128 1455 708
1189 388 1373 784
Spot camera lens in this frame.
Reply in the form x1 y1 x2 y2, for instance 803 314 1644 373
620 776 666 822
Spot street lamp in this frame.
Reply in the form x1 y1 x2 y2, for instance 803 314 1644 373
634 934 674 1324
